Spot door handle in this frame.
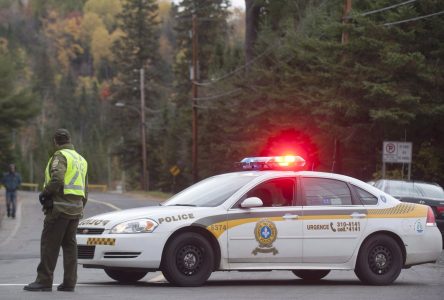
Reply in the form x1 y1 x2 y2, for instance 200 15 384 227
350 213 367 219
283 214 299 220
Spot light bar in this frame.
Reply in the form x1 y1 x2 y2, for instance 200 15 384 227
238 156 306 171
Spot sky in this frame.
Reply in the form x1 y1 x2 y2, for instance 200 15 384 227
231 0 246 9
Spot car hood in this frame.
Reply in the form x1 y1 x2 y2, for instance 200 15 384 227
78 205 206 229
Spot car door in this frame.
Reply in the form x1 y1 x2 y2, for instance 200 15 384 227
227 177 303 264
301 176 368 263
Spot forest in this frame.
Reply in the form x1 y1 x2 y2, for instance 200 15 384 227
0 0 443 191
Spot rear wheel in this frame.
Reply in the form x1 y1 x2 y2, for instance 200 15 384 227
161 232 214 287
104 269 148 283
355 234 403 285
292 270 330 281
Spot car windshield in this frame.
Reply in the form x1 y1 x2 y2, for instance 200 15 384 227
382 181 444 199
415 183 444 199
163 173 259 207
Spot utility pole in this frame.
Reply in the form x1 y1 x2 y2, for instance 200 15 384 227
140 67 148 191
334 0 352 173
341 0 352 44
192 14 199 183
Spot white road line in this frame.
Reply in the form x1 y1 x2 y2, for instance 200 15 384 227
89 198 121 211
0 201 22 248
0 281 167 286
148 274 166 283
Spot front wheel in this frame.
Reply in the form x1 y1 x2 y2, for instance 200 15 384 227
104 269 148 283
292 270 330 281
162 232 214 287
354 234 403 285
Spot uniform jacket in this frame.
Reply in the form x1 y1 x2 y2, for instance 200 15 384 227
44 143 88 219
2 171 21 192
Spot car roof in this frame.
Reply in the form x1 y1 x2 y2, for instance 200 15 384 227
374 179 441 187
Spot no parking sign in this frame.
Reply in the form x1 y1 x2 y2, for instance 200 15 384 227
382 141 412 163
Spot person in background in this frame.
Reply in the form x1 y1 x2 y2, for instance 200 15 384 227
1 163 22 218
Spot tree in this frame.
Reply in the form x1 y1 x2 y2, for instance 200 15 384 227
0 50 37 169
111 0 162 189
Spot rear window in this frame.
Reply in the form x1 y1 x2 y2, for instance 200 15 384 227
354 186 378 205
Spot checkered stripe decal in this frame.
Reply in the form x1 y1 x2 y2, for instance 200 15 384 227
368 203 417 217
86 238 116 246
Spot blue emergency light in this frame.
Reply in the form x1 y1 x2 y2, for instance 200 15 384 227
238 156 306 171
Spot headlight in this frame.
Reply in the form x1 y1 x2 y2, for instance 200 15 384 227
110 218 158 234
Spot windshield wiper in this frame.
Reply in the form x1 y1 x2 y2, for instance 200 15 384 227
168 204 197 207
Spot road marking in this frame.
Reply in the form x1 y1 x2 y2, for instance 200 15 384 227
0 201 22 248
148 274 166 283
89 198 121 211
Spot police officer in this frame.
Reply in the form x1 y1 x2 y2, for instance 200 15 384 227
24 129 88 292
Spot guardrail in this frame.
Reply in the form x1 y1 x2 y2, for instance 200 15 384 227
20 183 39 191
87 184 107 192
1 183 108 192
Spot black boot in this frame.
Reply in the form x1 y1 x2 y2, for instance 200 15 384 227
57 283 75 292
23 282 52 292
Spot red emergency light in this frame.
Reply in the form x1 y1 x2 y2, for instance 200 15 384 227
238 155 306 171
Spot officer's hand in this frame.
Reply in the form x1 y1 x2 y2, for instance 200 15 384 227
39 192 46 205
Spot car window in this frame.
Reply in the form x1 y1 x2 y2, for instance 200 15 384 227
386 181 422 198
354 186 378 205
237 178 295 208
302 177 353 206
415 183 444 199
163 173 259 207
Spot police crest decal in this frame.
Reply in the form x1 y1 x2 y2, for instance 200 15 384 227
252 219 278 255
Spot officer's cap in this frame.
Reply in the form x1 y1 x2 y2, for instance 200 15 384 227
54 128 71 145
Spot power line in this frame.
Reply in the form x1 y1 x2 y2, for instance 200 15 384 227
361 0 417 16
384 10 444 26
193 88 242 101
194 46 274 87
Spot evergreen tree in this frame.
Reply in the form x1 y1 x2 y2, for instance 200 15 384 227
111 0 162 189
0 51 37 169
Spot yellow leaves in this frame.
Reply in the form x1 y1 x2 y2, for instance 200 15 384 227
157 0 171 21
76 76 99 95
80 12 105 44
91 26 112 68
43 10 84 72
84 0 122 30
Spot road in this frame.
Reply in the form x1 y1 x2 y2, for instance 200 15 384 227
0 191 443 300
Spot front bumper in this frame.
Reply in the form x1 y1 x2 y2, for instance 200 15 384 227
76 232 168 269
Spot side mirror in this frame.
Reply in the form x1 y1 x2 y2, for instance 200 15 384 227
241 197 263 208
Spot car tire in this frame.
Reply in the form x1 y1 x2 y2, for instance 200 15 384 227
104 269 148 283
162 232 214 287
354 234 403 285
292 270 330 281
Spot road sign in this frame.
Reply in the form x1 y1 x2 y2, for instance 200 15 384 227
169 165 181 177
382 141 412 163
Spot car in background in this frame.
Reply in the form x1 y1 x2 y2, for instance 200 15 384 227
373 179 444 247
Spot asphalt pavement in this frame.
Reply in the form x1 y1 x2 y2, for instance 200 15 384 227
0 191 443 300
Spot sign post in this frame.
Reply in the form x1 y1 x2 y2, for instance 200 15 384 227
382 141 413 179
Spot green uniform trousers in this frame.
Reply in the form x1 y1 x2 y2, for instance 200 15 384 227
35 212 79 287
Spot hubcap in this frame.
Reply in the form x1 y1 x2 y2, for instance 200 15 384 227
368 245 392 275
183 253 197 268
176 244 204 276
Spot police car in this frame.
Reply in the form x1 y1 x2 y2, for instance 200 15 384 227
77 156 442 286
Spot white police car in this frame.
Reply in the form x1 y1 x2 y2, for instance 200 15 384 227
77 156 442 286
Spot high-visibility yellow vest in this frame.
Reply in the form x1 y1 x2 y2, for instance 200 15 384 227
45 149 88 197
